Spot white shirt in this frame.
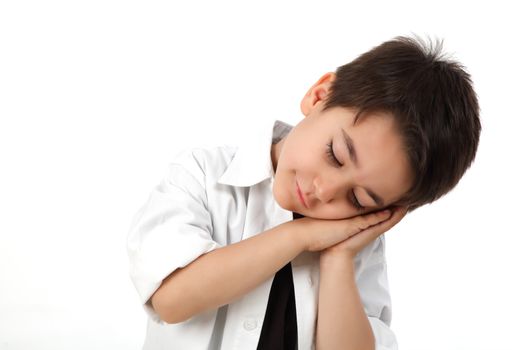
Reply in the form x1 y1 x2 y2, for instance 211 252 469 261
127 119 398 350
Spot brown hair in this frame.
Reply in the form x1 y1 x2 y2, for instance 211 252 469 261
323 35 481 212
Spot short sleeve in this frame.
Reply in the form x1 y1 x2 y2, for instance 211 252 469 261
126 154 222 323
355 236 398 350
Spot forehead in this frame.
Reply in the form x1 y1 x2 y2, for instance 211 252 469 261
345 111 413 203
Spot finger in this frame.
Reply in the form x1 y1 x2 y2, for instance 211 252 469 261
373 206 408 230
349 206 408 249
354 209 393 231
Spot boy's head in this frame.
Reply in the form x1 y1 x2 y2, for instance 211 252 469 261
271 35 481 218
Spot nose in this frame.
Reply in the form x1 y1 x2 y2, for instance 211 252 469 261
313 175 344 204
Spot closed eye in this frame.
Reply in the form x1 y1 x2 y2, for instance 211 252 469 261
325 140 365 211
325 141 343 167
350 192 365 211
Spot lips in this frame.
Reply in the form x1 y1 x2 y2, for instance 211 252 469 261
296 180 309 209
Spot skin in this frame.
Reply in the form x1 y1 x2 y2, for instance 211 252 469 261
271 71 413 221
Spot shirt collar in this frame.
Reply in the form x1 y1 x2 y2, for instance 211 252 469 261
217 119 293 187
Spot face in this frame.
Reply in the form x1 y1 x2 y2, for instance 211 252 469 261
271 72 413 219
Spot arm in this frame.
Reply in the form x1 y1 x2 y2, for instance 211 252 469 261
128 156 308 324
316 206 407 350
316 252 375 350
151 221 304 324
151 211 390 324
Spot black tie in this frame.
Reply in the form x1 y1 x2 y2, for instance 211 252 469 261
256 212 303 350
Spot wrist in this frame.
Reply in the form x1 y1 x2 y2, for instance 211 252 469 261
320 249 356 269
283 219 310 252
281 220 309 254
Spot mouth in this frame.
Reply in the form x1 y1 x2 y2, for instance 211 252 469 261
296 180 309 209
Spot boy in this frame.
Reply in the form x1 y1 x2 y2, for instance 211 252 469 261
127 35 481 350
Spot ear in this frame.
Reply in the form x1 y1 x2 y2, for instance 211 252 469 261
300 72 336 117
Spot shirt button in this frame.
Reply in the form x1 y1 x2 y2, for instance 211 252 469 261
243 319 258 331
308 276 314 285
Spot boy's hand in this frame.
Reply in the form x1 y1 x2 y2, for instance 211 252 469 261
289 207 406 254
322 206 408 258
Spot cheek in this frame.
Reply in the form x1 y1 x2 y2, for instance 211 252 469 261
272 175 293 211
283 136 322 166
279 152 308 175
287 148 325 173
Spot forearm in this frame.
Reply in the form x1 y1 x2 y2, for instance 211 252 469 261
151 221 305 324
316 252 375 350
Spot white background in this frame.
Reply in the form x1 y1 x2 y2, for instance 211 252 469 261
1 1 523 349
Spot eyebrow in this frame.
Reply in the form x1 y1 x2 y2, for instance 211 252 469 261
341 128 385 207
